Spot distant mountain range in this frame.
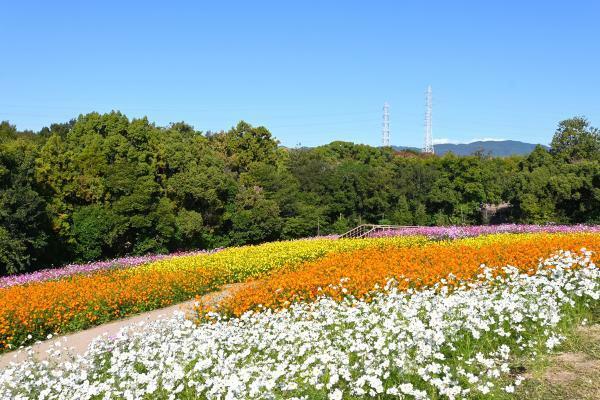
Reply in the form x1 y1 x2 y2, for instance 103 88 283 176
393 140 548 156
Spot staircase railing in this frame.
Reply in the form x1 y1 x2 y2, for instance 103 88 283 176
339 224 420 239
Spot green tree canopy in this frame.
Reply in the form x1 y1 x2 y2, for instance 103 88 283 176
550 117 600 162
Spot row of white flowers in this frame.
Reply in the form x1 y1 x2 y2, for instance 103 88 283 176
1 250 598 399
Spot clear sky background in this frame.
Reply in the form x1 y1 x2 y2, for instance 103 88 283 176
1 1 599 148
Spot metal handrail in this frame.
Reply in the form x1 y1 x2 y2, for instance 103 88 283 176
339 224 420 239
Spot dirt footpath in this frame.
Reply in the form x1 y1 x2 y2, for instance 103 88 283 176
0 283 245 368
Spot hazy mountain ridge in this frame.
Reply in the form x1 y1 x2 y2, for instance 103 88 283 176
393 140 548 156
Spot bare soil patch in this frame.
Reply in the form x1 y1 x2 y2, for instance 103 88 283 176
518 325 600 400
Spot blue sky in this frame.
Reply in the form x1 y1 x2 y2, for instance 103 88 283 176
1 1 599 148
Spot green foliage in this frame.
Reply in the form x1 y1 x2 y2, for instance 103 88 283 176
281 202 324 239
391 196 413 225
0 121 17 143
174 209 204 246
209 121 280 174
507 143 600 223
0 138 50 274
225 186 282 245
0 227 28 275
72 205 117 261
550 117 600 162
331 215 351 234
413 203 429 226
0 112 599 275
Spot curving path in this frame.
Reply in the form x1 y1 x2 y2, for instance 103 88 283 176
0 282 245 368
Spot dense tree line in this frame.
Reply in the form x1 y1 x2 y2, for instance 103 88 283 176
0 113 598 275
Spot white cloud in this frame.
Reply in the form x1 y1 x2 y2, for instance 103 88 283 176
466 137 506 143
432 138 456 145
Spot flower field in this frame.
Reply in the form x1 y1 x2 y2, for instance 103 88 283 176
0 246 598 399
0 237 425 351
215 233 600 317
0 229 599 399
370 224 600 239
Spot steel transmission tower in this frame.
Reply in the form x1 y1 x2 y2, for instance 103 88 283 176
423 85 434 154
382 102 390 147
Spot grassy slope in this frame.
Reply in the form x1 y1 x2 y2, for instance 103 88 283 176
516 315 600 399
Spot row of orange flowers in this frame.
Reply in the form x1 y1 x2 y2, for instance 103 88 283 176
0 265 224 351
213 233 600 317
